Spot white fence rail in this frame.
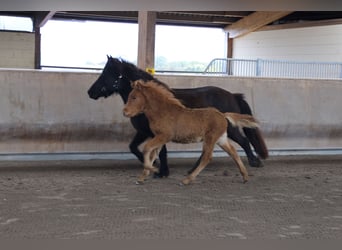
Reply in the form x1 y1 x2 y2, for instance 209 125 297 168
204 58 342 79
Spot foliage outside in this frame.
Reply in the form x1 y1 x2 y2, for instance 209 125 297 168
155 56 208 72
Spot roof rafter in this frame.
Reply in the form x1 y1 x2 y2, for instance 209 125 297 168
224 11 293 38
35 11 57 28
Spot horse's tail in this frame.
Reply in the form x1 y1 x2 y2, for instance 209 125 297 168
233 94 269 159
224 113 259 129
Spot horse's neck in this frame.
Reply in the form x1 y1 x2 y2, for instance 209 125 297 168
119 92 128 103
123 65 154 82
118 81 132 104
143 95 182 120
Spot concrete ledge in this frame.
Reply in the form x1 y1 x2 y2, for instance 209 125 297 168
1 148 342 162
1 69 342 154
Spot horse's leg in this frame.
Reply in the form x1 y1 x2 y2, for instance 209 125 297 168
146 146 164 179
227 123 262 168
243 127 268 160
136 145 156 184
129 132 149 163
235 95 268 160
155 144 170 178
129 132 170 178
187 153 202 174
181 142 215 185
150 147 161 164
137 136 167 184
217 136 249 183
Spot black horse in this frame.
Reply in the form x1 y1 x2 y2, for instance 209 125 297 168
88 56 268 177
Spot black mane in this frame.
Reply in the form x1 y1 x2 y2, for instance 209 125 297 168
120 59 154 81
119 58 173 92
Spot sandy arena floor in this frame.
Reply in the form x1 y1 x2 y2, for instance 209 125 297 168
0 155 342 239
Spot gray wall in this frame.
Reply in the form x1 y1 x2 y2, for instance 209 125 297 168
0 32 35 69
0 69 341 155
234 23 342 62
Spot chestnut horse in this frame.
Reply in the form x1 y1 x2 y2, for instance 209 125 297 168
123 80 259 185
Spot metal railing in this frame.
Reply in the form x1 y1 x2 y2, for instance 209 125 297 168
204 58 342 79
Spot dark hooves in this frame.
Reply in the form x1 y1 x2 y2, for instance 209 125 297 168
248 158 264 168
153 172 169 178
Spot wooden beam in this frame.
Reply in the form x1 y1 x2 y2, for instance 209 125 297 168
224 11 293 38
137 11 156 71
34 29 41 69
260 18 342 32
35 11 56 28
32 11 56 69
227 37 233 58
226 35 233 75
33 19 41 69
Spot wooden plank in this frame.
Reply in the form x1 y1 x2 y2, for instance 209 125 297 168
34 28 41 69
224 11 293 38
33 16 41 69
260 18 342 32
33 11 56 69
227 36 233 58
35 11 56 28
137 11 156 71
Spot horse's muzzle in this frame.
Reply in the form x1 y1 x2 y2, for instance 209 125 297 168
123 108 132 118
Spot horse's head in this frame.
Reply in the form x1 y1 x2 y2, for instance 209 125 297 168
87 56 124 99
123 80 147 117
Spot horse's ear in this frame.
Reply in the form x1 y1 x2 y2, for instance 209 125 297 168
107 55 112 60
131 80 139 89
131 80 144 89
131 81 136 88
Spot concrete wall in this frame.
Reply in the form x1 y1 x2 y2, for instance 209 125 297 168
160 75 342 152
0 69 342 155
234 23 342 62
0 31 35 69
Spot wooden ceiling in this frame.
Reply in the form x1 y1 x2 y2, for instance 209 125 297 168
50 11 342 27
52 11 254 27
1 11 342 37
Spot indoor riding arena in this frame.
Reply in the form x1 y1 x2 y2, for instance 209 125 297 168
1 11 342 240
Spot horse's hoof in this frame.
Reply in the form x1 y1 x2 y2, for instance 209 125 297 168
153 173 161 179
135 180 144 185
153 170 169 178
248 157 264 168
181 178 191 185
150 167 159 173
153 172 168 179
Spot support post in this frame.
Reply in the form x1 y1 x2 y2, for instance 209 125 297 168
226 33 233 75
137 11 156 72
34 19 41 69
33 12 56 69
227 37 233 59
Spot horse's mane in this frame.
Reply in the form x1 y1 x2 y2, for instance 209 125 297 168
139 80 185 108
121 59 154 81
119 58 174 93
